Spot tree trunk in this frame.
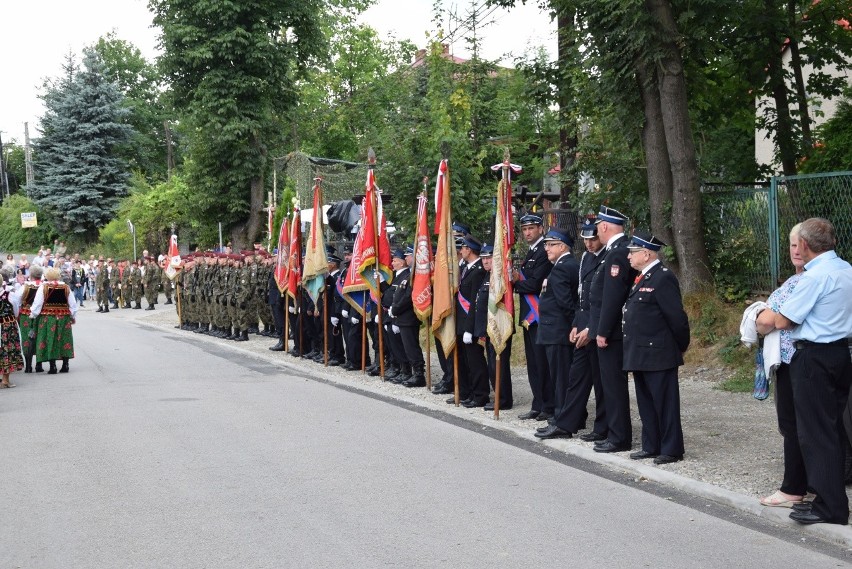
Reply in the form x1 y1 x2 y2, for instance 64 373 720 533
763 0 798 176
645 0 712 293
636 61 680 277
786 0 812 151
556 7 578 205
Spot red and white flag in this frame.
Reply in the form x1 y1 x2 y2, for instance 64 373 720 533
412 192 433 320
164 234 181 280
274 216 290 293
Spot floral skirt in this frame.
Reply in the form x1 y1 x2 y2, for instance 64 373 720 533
35 314 75 363
0 320 24 374
19 315 35 356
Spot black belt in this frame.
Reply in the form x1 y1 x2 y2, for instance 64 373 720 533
793 339 852 350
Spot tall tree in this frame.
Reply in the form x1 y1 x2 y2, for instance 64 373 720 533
31 50 134 240
149 0 325 248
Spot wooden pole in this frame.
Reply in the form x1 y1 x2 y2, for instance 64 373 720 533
176 282 182 326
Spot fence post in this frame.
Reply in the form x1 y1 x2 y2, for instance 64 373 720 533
768 176 780 288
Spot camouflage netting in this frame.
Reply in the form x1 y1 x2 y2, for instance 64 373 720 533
277 151 391 208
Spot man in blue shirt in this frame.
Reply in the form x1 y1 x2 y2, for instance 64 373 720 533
775 217 852 525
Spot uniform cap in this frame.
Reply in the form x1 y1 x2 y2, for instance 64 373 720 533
392 248 406 259
479 244 494 257
404 246 415 256
579 219 598 239
627 229 665 251
461 235 482 253
452 221 471 235
595 205 628 225
543 227 574 248
519 214 543 226
328 254 343 264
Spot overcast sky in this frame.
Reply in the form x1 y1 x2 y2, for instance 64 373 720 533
1 0 556 144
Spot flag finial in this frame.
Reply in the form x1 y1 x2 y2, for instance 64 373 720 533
367 147 376 167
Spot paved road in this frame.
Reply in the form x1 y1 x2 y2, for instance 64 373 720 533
1 309 850 568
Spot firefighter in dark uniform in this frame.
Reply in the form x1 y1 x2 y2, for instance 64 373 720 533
474 245 514 411
532 228 579 439
384 249 408 381
512 214 553 420
623 230 690 464
323 254 346 365
541 219 608 439
590 205 638 453
394 247 426 387
452 235 489 407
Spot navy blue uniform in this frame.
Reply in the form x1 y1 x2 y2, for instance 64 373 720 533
623 263 690 458
456 258 487 401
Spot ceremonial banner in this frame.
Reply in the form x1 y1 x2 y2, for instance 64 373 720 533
302 181 329 304
286 209 302 300
430 159 458 357
341 215 373 316
412 193 433 320
356 168 393 294
164 234 182 280
487 160 518 355
274 216 291 294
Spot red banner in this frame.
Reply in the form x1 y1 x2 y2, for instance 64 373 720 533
274 216 290 293
412 193 433 320
287 209 302 300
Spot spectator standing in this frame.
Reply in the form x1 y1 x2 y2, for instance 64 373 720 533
775 217 852 525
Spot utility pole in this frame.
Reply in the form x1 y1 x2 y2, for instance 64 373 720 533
24 122 35 187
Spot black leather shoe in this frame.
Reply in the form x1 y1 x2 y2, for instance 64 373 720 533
517 410 540 420
342 361 354 370
269 344 285 352
653 454 682 465
630 450 659 460
484 402 512 411
447 396 471 405
145 306 155 310
328 359 342 367
580 431 607 442
789 511 829 525
432 382 453 395
462 398 488 408
791 502 813 513
368 367 382 377
594 441 631 453
403 377 426 388
536 412 553 422
534 425 572 439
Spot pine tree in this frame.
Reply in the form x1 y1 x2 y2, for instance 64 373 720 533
31 49 134 240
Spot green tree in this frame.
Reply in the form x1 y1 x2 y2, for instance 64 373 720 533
30 50 134 240
0 194 58 251
149 0 326 248
91 33 178 182
799 89 852 174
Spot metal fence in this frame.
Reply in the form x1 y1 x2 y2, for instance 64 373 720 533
536 171 852 296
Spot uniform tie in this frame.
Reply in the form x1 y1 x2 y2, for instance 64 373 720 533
634 274 642 285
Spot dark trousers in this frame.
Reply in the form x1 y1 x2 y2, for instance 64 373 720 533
324 318 345 361
774 363 808 496
633 368 684 457
486 338 513 408
461 339 489 402
435 337 452 383
388 325 406 365
271 302 285 339
790 344 852 524
555 343 607 434
342 317 354 364
400 325 424 368
554 343 575 413
346 319 369 368
289 312 302 353
544 343 572 416
598 339 632 447
523 324 553 413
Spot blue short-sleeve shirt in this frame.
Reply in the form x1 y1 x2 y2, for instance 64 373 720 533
779 251 852 342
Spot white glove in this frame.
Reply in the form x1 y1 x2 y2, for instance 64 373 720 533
288 306 296 314
463 332 473 344
392 325 401 334
330 317 339 326
351 317 359 325
388 307 394 318
341 309 349 318
374 315 379 323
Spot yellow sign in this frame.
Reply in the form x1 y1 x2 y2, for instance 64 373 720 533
21 212 38 228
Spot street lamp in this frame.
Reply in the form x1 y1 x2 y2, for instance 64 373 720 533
126 219 137 261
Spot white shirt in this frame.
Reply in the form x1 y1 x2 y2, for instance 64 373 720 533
605 232 625 250
29 281 79 319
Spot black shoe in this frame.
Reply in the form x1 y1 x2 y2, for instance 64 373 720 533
403 377 426 388
484 402 495 411
517 410 540 420
112 303 119 309
368 367 381 377
165 299 173 305
312 354 325 363
24 365 32 374
47 362 58 375
328 359 342 367
462 398 488 408
534 425 572 439
145 306 155 310
791 502 813 513
35 363 44 373
536 412 553 422
446 396 470 405
594 441 631 453
630 450 659 460
432 381 453 395
103 307 109 313
653 454 682 465
789 511 830 525
96 307 103 313
134 305 142 310
268 342 285 352
580 431 607 442
342 362 355 370
59 361 69 373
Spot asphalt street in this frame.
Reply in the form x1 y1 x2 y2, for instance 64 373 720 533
1 308 850 568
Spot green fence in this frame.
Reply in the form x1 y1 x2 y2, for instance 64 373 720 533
702 171 852 296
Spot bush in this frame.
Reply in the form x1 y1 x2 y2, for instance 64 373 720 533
0 194 58 251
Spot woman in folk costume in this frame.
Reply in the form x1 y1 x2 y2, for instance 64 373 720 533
29 267 78 374
0 267 25 388
14 264 45 373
